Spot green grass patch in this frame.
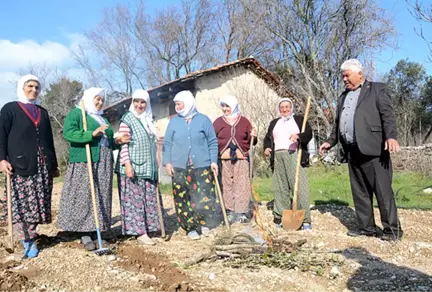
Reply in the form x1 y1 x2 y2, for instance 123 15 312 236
158 164 432 210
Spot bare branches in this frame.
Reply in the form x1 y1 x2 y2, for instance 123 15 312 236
406 0 432 61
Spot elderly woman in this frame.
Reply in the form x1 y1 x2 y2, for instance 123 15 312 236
57 88 127 250
263 98 313 230
213 95 256 223
0 74 59 258
163 90 221 240
114 89 161 246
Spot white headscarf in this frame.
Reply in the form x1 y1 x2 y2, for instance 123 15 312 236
220 95 240 117
173 90 197 120
17 74 41 105
278 98 295 121
129 89 159 137
80 87 106 125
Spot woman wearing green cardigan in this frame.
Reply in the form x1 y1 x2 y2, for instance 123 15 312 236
57 87 128 250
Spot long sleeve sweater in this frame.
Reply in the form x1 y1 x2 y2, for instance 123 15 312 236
162 113 218 169
63 108 114 163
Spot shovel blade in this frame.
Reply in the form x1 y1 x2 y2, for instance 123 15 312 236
282 209 305 231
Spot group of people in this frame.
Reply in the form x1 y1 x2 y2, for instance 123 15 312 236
0 58 403 259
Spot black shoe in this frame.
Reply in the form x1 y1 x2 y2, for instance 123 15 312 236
347 230 377 237
273 217 281 225
381 233 402 242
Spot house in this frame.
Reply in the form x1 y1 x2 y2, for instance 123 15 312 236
103 57 293 137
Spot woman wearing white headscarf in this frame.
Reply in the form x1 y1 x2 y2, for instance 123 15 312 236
58 87 127 250
263 98 313 230
162 90 222 240
213 95 257 223
0 74 59 258
114 89 161 245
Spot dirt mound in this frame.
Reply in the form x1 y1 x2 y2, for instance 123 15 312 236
0 271 33 291
116 245 199 291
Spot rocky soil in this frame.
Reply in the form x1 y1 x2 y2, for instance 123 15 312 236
0 183 431 291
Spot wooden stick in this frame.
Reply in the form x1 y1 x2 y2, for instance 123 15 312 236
213 171 230 231
292 96 312 212
6 173 14 253
155 142 166 238
80 101 101 230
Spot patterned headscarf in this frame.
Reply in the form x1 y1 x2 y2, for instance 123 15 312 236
278 98 294 121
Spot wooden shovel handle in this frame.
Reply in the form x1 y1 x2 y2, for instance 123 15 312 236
292 96 311 211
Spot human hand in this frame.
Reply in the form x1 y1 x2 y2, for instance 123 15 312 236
264 148 272 157
211 163 218 177
290 133 299 142
165 163 174 177
250 128 257 137
385 138 400 153
125 163 134 178
115 133 131 144
319 142 331 156
0 160 12 176
92 124 109 137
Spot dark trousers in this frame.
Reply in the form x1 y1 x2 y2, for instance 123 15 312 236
346 144 403 237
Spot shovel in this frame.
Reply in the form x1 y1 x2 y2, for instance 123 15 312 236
5 173 14 253
282 96 311 231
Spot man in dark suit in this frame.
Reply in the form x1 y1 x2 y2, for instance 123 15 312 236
319 59 403 241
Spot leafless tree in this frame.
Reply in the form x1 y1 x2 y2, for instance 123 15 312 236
72 4 145 94
134 0 216 84
240 0 396 134
406 0 432 61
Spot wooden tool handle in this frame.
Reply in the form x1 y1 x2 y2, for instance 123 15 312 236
292 96 311 212
7 173 14 252
155 143 166 238
80 101 101 229
214 172 230 230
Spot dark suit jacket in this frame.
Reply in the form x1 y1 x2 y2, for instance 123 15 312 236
327 81 397 157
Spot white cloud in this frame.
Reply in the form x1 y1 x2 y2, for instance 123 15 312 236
0 35 85 108
0 40 71 69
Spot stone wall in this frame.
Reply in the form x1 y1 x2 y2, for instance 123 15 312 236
392 144 432 173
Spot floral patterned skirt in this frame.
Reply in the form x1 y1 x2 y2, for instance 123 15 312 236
172 166 222 233
57 145 113 232
117 175 161 236
2 150 53 239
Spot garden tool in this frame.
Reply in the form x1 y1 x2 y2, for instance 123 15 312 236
282 96 311 231
5 173 14 253
213 170 231 231
80 100 111 256
155 146 167 240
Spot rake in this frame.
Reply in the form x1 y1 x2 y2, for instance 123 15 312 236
80 100 111 256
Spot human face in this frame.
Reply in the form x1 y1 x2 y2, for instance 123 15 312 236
133 99 147 114
175 101 184 111
279 101 292 117
23 80 40 100
342 69 364 90
93 95 105 111
221 103 232 116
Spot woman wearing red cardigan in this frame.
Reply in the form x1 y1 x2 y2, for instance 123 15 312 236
213 95 256 223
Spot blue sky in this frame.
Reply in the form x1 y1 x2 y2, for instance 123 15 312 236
0 0 431 107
